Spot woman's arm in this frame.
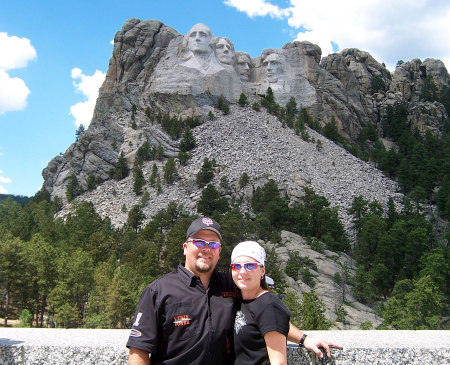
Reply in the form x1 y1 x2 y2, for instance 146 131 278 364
264 331 287 365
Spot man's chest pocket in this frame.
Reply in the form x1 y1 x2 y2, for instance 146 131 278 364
163 300 202 341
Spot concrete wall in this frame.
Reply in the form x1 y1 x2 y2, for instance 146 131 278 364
0 328 449 364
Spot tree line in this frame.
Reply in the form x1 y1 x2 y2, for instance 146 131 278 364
1 175 448 329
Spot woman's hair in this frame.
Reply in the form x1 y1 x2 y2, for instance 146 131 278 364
260 274 269 290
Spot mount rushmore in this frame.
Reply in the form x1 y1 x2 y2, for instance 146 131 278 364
42 19 449 221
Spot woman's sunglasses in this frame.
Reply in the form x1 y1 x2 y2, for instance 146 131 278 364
230 262 261 271
187 238 221 249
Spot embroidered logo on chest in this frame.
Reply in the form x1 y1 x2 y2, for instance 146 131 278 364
234 310 246 334
173 314 192 327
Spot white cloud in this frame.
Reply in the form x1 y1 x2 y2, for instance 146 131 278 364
0 32 37 70
225 0 450 71
0 32 36 115
224 0 291 18
0 70 31 115
70 68 106 128
0 169 12 194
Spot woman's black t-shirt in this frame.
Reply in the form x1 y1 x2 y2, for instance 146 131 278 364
233 291 290 365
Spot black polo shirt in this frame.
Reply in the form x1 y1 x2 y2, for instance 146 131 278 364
127 265 238 365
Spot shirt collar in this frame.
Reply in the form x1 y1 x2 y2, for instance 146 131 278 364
178 264 218 287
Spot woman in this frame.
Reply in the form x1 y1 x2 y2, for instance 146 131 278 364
231 241 290 365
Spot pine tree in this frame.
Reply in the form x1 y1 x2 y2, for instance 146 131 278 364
298 290 332 330
149 163 158 186
155 145 164 160
197 184 229 216
179 127 196 152
127 205 145 232
66 173 82 202
163 158 177 184
196 158 214 187
132 165 145 195
239 172 249 188
238 93 248 107
114 152 129 180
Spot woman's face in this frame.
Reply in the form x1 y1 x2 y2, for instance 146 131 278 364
231 255 265 293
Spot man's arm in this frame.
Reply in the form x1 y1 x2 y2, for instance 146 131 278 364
129 347 150 365
287 322 343 359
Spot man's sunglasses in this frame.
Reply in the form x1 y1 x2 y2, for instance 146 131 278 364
230 262 261 271
187 238 221 249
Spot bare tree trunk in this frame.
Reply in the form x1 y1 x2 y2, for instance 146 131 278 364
4 283 10 327
40 295 47 327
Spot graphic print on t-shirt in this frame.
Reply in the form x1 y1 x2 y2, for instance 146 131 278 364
234 310 246 334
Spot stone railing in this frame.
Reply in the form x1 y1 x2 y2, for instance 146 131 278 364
0 328 449 364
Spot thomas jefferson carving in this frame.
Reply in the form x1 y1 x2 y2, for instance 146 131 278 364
213 37 235 65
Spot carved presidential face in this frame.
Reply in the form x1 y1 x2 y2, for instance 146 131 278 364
235 53 252 82
187 23 213 55
214 38 234 65
263 53 284 83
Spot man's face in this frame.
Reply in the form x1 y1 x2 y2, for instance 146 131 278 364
183 229 221 276
263 54 283 83
235 55 251 81
187 24 212 54
215 38 234 65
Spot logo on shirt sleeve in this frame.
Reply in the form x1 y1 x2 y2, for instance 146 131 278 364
130 329 142 338
133 312 143 327
173 314 192 326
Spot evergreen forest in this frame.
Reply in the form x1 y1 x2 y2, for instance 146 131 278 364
0 82 449 330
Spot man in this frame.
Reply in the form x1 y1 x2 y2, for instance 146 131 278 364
263 52 285 83
213 37 235 65
180 23 223 74
127 217 341 364
234 52 252 82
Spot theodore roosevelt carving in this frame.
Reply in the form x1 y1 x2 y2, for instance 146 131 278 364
235 52 253 82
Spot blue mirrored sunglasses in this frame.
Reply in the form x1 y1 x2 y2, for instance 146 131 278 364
230 262 261 271
188 238 221 249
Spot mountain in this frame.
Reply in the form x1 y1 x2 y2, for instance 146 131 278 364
42 18 448 226
39 19 449 328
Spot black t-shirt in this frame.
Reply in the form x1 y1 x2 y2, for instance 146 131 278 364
233 291 290 365
126 265 238 365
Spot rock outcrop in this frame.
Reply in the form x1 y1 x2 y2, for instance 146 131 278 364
265 230 382 329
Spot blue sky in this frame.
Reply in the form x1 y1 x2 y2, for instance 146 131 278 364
1 0 450 197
